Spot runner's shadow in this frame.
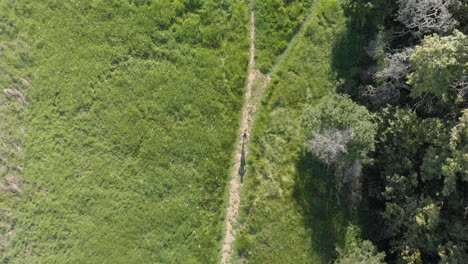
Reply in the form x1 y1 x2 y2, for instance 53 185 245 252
239 140 246 182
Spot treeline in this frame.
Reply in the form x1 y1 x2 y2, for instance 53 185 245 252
303 0 467 263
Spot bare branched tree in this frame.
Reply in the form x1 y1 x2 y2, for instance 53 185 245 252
362 48 414 107
375 48 414 83
396 0 461 38
333 159 364 209
412 92 438 114
309 130 365 209
451 74 468 98
307 129 354 165
365 32 390 60
344 160 363 209
361 83 400 108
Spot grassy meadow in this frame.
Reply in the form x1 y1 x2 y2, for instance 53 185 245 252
0 2 30 261
254 0 313 73
0 0 394 263
0 1 249 263
236 0 370 263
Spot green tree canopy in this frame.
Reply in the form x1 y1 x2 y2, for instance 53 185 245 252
408 30 467 100
303 93 376 163
334 225 386 264
374 107 468 263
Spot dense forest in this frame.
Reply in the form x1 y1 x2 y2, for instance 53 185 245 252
337 1 467 263
0 0 466 264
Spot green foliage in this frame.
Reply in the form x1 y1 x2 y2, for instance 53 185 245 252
438 241 468 264
303 93 376 162
254 0 313 73
0 3 30 262
331 0 391 97
442 109 468 196
408 30 467 99
319 0 468 263
1 0 249 263
2 0 465 264
339 0 385 30
374 107 468 263
238 1 366 263
302 94 376 209
334 225 386 264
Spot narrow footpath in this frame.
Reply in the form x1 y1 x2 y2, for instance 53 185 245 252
220 9 270 264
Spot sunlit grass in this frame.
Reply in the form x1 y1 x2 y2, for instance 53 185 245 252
0 1 249 263
236 1 363 263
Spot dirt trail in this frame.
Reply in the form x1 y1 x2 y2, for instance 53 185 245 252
220 10 270 264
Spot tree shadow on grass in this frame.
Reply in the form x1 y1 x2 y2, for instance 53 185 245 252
293 152 354 263
327 0 395 255
331 1 389 100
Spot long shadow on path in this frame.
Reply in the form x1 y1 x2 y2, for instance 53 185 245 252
238 140 246 182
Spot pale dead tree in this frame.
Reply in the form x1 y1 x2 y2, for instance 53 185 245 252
308 129 367 209
344 160 363 209
365 32 389 60
334 160 364 205
375 48 414 83
412 92 437 114
396 0 461 38
361 83 400 107
362 48 414 107
308 129 354 165
451 75 468 98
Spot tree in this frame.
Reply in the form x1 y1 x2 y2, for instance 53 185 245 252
438 242 468 264
362 47 415 107
396 0 461 38
373 107 468 263
303 94 376 207
334 225 386 264
408 30 467 99
376 48 414 84
307 129 354 165
441 109 468 196
303 94 376 164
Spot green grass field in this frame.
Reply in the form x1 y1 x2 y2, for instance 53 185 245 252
1 0 385 263
0 1 249 263
254 0 313 73
236 1 366 263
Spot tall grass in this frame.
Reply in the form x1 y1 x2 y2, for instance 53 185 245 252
254 0 314 73
0 1 249 263
236 1 363 263
0 3 30 260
